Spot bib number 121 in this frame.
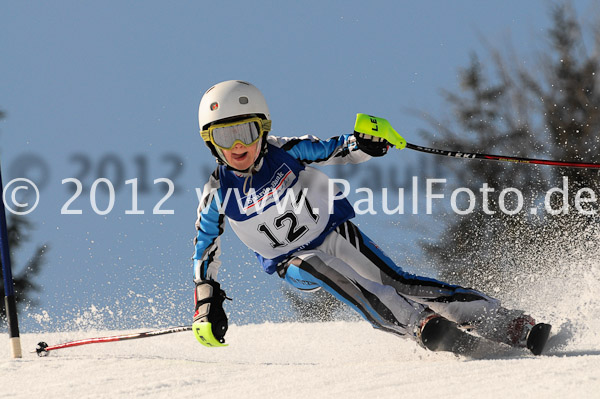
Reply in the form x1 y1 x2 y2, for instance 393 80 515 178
257 193 319 248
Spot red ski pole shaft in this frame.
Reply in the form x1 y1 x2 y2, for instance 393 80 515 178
405 142 600 169
34 325 193 356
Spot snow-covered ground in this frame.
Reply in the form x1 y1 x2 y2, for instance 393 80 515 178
3 246 600 398
1 319 598 399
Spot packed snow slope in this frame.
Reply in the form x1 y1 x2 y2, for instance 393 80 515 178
3 238 600 398
1 319 598 399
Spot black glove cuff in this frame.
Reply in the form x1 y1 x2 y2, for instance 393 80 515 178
194 280 230 340
354 132 389 157
195 279 224 298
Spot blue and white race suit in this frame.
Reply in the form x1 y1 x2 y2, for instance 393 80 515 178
193 134 522 343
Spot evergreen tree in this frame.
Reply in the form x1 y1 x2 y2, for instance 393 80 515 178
0 109 49 322
420 4 600 294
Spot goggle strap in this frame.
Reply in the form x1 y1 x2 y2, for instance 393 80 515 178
200 130 211 141
262 119 272 132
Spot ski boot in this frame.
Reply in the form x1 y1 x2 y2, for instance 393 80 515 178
417 314 481 355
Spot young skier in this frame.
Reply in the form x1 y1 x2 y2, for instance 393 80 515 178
191 80 551 354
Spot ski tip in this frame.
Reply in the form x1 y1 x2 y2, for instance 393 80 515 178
527 323 552 356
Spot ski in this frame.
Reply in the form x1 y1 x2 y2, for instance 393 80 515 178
419 316 484 356
420 316 553 357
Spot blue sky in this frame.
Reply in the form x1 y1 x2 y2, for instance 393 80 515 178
1 1 598 330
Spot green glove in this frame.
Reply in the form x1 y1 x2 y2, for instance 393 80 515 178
354 113 407 149
193 322 228 347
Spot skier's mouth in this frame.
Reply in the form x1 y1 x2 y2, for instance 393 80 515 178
231 152 248 161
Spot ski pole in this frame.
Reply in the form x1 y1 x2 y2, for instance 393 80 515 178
354 113 600 169
404 142 600 169
34 325 192 356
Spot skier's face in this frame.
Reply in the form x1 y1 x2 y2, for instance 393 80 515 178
221 140 260 171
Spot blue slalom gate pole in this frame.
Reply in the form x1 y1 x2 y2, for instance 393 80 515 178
0 163 22 358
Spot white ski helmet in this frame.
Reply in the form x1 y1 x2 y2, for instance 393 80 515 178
198 80 270 130
198 80 271 168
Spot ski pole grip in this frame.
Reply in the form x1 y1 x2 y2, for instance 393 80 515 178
354 113 407 149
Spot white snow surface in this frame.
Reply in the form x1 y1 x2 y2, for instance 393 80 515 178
3 255 600 398
1 319 599 399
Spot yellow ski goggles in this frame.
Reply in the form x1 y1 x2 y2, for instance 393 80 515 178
201 117 272 150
